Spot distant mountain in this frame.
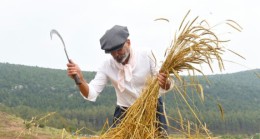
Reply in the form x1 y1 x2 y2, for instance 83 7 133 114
0 62 259 135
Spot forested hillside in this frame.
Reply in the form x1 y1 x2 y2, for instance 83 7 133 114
0 62 259 135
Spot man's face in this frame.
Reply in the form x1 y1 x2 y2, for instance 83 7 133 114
110 40 130 64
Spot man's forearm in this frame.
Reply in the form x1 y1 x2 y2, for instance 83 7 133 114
78 80 89 98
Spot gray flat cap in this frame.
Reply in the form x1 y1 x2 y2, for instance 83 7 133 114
100 25 129 53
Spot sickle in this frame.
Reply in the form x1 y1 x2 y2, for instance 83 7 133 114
50 29 81 85
50 29 70 62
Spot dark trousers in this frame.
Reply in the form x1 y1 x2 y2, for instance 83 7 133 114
112 97 168 131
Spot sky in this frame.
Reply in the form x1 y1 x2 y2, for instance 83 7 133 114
0 0 259 75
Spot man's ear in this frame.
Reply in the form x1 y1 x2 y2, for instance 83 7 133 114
126 39 131 47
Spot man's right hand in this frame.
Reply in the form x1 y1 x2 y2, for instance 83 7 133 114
67 60 90 97
67 59 83 81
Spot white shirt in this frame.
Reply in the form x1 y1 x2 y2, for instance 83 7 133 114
82 48 167 107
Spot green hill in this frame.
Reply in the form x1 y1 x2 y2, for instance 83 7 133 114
0 62 259 136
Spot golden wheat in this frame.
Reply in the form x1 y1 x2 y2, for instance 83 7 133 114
100 10 242 139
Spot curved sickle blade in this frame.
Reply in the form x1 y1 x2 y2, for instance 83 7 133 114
50 29 70 61
50 29 81 85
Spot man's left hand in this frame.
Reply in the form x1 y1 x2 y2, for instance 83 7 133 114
157 72 171 90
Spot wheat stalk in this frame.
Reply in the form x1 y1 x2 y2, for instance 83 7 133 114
100 10 242 139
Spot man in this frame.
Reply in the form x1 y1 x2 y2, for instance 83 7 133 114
67 25 173 136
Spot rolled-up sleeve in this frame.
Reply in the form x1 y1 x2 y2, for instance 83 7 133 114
82 71 108 102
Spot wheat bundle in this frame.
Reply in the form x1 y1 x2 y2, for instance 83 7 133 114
100 11 242 139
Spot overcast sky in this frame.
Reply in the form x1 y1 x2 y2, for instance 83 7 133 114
0 0 259 75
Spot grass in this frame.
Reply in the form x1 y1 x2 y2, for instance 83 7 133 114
1 111 258 139
0 111 103 139
0 111 65 139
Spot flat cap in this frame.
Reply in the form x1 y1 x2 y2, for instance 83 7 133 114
100 25 129 53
